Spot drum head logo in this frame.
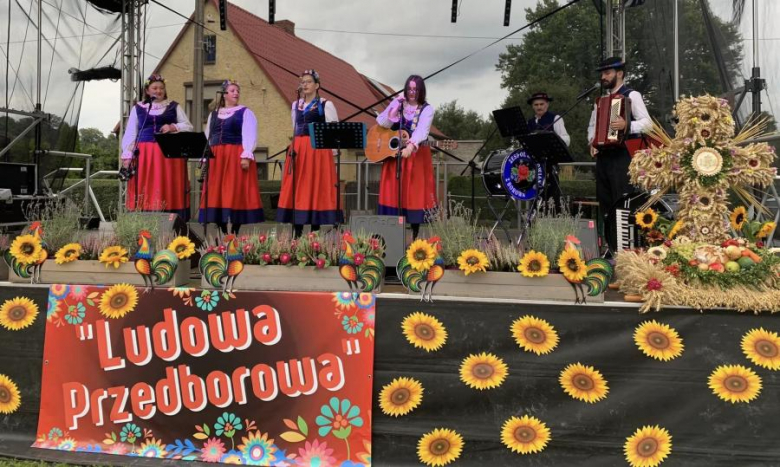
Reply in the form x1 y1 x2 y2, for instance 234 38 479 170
502 150 545 200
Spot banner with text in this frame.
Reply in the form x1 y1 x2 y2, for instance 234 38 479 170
33 286 375 465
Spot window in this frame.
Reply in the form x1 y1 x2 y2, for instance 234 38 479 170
184 82 224 126
204 35 216 64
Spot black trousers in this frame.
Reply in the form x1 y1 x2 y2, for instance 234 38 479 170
595 145 633 253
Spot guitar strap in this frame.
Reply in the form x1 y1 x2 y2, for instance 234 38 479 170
408 103 427 133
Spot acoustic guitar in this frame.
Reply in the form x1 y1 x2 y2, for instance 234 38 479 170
365 125 458 163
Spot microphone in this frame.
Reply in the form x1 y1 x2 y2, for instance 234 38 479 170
576 83 600 101
144 95 157 105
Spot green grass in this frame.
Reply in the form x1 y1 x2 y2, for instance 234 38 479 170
0 460 80 467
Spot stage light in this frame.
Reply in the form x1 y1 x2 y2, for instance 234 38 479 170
269 0 275 25
451 0 458 23
504 0 511 27
218 0 227 30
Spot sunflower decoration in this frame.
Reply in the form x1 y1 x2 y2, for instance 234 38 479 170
460 352 508 390
624 425 672 467
756 221 776 239
635 209 658 230
99 246 129 269
741 328 780 370
167 236 196 260
501 415 551 455
557 249 587 283
379 376 424 417
417 428 463 467
667 220 683 239
10 234 43 264
708 364 762 404
53 243 81 265
456 249 489 276
559 362 609 403
511 315 558 355
517 250 550 278
730 206 747 231
0 296 39 331
99 283 139 319
406 239 436 272
633 320 684 362
0 374 21 414
402 312 447 352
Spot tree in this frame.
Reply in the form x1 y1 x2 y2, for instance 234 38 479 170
496 0 743 160
76 127 119 172
433 100 506 159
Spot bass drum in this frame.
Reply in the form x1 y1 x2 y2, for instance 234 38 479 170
608 191 675 251
481 148 545 201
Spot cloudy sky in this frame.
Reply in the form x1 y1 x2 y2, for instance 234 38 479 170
72 0 779 135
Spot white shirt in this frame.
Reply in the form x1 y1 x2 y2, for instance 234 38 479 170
532 114 570 146
204 105 258 160
587 87 651 143
121 101 193 159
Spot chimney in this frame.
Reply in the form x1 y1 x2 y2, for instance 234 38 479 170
274 20 295 36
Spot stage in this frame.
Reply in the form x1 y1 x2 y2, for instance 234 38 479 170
1 281 778 466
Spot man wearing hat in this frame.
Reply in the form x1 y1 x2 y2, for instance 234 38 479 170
587 56 652 254
527 92 570 146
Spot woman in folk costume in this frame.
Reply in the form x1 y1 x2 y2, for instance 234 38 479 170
377 75 437 239
276 69 343 238
121 73 193 220
198 79 264 234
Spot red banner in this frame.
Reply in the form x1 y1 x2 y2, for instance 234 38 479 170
33 285 375 465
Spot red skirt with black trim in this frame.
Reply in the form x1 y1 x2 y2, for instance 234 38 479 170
378 146 438 224
276 135 343 225
126 141 190 220
198 144 264 225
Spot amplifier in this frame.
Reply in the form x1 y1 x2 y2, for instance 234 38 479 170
349 213 406 267
576 218 601 259
0 162 37 195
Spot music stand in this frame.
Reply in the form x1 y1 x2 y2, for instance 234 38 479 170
308 122 366 226
155 132 208 221
492 106 529 139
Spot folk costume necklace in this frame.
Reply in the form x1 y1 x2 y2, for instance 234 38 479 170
405 103 424 132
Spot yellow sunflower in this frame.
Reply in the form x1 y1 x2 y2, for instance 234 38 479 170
501 415 551 455
559 362 609 403
517 250 550 277
99 283 139 319
624 425 672 467
168 236 195 260
0 374 21 414
456 249 489 276
407 239 436 272
557 249 587 282
54 243 81 265
10 234 42 264
708 364 762 404
417 428 463 467
634 320 684 362
730 206 747 231
511 315 558 355
0 296 39 331
460 352 508 390
379 377 424 417
402 312 447 352
667 220 683 239
635 209 658 230
99 246 129 269
742 328 780 370
757 221 776 239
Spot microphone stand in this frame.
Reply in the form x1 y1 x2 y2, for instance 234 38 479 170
127 96 154 212
200 92 221 238
538 86 599 134
459 125 499 215
396 98 405 245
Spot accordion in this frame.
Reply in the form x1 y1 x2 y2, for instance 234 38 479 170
593 94 632 148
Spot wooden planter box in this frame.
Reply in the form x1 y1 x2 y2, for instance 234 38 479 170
0 259 8 282
201 265 382 293
8 260 190 287
430 270 604 303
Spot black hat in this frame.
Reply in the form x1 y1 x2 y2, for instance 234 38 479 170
596 56 626 72
527 92 552 105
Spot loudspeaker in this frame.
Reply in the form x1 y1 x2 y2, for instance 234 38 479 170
136 212 187 236
0 162 37 195
577 218 600 259
349 213 406 267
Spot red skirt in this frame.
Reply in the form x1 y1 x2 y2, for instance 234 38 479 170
276 135 343 225
378 146 437 224
198 144 264 224
126 141 190 220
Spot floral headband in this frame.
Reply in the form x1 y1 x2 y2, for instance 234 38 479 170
301 69 320 83
222 78 240 91
144 73 165 86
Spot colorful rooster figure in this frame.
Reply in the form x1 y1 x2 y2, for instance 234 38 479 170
339 233 385 293
134 230 179 290
199 235 245 294
557 235 613 304
397 236 445 302
3 221 48 283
